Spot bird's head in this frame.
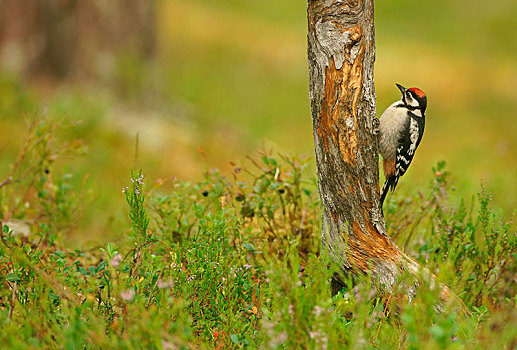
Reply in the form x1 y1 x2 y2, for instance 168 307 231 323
396 83 427 114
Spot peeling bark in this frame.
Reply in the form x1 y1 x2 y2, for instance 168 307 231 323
308 0 400 287
307 0 462 306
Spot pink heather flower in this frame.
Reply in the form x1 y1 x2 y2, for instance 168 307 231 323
369 288 376 299
120 288 135 302
353 286 361 302
309 331 321 340
162 340 175 350
157 279 173 289
313 305 324 317
276 332 288 344
111 253 123 268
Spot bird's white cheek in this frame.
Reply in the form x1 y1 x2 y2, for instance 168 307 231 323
409 99 420 109
411 109 422 117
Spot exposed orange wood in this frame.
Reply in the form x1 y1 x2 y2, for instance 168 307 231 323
318 52 363 164
346 215 400 273
308 0 467 315
317 58 341 153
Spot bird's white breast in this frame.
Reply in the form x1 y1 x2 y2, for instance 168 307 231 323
379 102 407 161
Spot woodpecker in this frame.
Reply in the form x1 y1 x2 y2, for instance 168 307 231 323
379 83 427 210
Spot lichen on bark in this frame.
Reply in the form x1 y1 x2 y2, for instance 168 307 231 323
307 2 466 313
308 0 405 289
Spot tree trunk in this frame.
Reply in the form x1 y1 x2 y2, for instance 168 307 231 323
307 0 426 295
0 0 155 79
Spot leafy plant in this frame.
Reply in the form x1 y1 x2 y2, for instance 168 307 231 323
0 119 515 348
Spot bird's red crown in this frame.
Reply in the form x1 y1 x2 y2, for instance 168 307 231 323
408 87 426 98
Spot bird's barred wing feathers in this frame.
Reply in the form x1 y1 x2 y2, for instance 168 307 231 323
395 118 419 178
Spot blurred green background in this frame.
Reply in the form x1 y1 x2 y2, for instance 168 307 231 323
1 0 516 242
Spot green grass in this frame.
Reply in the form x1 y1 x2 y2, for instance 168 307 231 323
157 0 517 213
0 1 516 347
0 117 515 348
3 0 516 223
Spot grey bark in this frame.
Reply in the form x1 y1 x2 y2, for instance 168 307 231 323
307 0 415 291
306 3 468 315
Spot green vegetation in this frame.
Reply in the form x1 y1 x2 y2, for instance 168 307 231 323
0 0 516 347
158 0 517 213
0 116 515 348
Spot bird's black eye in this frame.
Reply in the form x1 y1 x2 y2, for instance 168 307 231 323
406 91 411 98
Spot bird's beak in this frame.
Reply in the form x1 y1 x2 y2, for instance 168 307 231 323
396 83 406 94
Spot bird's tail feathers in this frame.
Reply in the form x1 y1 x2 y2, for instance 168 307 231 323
380 176 398 209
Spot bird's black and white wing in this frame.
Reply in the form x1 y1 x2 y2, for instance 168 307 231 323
395 115 424 180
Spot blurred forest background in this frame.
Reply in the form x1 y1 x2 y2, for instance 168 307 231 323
1 0 516 244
